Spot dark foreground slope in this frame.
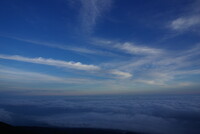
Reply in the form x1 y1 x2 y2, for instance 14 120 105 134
0 122 145 134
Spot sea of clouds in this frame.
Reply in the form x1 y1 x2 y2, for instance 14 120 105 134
0 95 200 134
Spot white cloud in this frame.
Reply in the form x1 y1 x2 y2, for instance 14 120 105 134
0 54 134 80
0 66 138 95
91 39 200 86
0 40 200 88
136 79 164 86
110 43 200 86
93 39 163 56
5 36 112 56
91 39 163 56
0 68 97 84
5 96 198 134
117 42 163 55
170 15 200 31
168 0 200 32
79 0 112 33
0 54 100 71
110 70 132 79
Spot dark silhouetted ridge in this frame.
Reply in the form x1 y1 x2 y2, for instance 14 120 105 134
0 122 12 128
0 121 146 134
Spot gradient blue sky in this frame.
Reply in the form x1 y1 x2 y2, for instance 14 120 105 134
0 0 200 95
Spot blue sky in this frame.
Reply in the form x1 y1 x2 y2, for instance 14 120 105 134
0 0 200 95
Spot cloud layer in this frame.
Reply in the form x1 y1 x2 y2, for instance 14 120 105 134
0 95 200 134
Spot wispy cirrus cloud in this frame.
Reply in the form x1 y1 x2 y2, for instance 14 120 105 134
0 67 94 84
91 38 163 56
0 65 135 95
110 70 132 79
0 54 133 80
169 1 200 32
1 38 200 87
116 42 163 55
130 44 200 85
3 36 116 56
0 54 100 71
92 38 199 84
95 39 200 86
170 15 200 31
0 42 199 92
79 0 112 33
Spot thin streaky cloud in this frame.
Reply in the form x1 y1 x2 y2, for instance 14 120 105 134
0 54 100 71
110 70 132 79
170 15 200 31
103 43 200 86
0 67 103 84
136 79 164 86
79 0 112 33
0 66 133 93
4 36 116 56
116 42 163 55
0 55 133 79
91 38 163 56
169 1 200 32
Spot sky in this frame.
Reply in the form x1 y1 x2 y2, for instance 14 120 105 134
0 0 200 96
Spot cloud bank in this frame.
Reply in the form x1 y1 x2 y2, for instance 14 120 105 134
0 95 200 134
